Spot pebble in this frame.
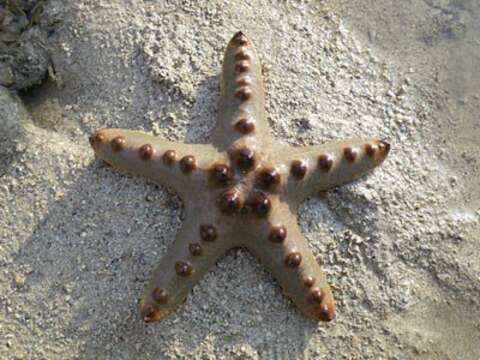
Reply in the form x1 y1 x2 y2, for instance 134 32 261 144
13 273 25 288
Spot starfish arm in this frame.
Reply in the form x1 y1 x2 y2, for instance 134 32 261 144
138 212 229 322
279 138 390 205
244 201 336 321
89 128 219 197
212 31 269 149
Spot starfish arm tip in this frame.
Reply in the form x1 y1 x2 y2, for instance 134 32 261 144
139 299 175 323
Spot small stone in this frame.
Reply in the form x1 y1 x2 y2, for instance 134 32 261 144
13 273 25 288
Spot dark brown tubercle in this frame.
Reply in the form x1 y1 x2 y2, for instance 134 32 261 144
141 305 156 322
235 87 252 101
318 303 335 322
318 154 333 172
257 167 280 191
162 150 177 165
236 76 252 87
180 155 197 173
189 243 203 256
200 225 218 242
365 143 378 157
139 144 154 160
175 261 193 276
235 47 250 61
152 288 169 304
210 164 233 185
235 148 256 171
235 60 250 73
89 132 105 148
234 118 255 134
251 193 271 217
290 160 307 180
304 276 315 288
219 191 243 214
269 225 287 243
343 147 358 163
378 141 391 154
111 136 126 151
309 288 324 303
285 252 302 268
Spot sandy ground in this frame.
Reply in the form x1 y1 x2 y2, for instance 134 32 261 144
1 1 479 359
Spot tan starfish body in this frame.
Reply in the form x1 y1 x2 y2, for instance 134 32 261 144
89 32 390 322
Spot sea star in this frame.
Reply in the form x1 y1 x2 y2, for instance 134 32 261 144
89 31 390 322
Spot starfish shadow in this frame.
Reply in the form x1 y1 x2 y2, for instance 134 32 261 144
183 75 219 145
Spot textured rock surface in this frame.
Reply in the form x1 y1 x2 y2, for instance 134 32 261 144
0 0 62 90
0 87 30 175
0 0 479 359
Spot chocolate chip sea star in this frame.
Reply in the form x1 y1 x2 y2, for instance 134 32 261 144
89 32 390 322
